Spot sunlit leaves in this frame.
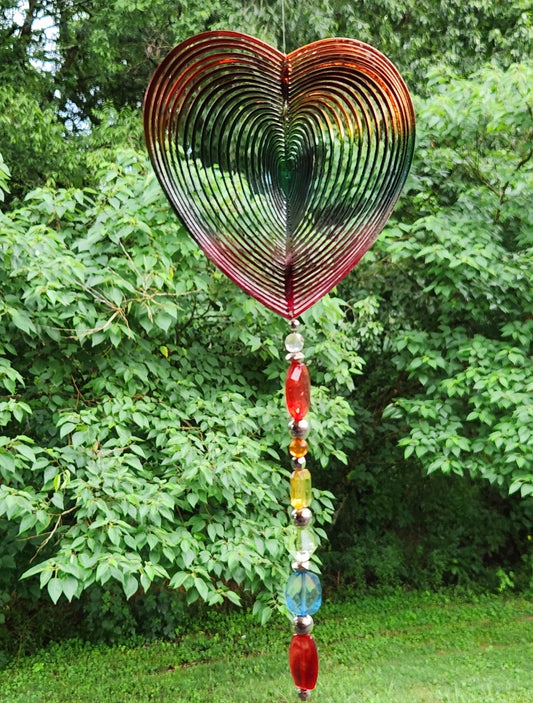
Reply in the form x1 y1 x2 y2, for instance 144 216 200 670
380 62 533 500
0 143 356 613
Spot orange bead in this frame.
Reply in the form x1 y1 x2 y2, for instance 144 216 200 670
289 437 308 458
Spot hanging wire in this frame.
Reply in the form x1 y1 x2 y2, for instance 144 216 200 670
281 0 287 54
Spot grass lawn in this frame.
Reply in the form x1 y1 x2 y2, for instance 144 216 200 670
1 591 531 702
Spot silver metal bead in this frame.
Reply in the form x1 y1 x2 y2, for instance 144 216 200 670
292 560 311 572
289 418 310 438
291 456 306 470
290 319 300 331
285 351 305 361
291 507 313 527
297 687 312 700
293 615 314 635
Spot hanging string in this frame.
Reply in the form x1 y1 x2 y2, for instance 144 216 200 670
281 0 287 54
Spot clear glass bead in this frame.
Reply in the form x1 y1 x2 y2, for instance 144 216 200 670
292 456 306 471
293 615 314 635
285 332 304 353
289 419 310 439
292 560 311 572
286 526 318 562
292 507 313 527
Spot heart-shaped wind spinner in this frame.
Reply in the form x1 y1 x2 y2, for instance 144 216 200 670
144 31 415 319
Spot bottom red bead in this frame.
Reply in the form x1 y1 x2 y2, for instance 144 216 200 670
289 634 319 691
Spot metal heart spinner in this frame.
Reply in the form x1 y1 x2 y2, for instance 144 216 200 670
144 31 415 319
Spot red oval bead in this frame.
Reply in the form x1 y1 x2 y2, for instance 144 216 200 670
285 360 311 420
288 634 319 690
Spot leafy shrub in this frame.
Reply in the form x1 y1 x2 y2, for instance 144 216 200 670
0 146 355 659
323 61 533 592
1 60 533 666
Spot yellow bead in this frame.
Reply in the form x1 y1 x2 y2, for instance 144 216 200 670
290 468 312 509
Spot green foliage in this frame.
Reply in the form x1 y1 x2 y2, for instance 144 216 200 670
1 0 532 129
0 143 354 643
0 152 9 202
321 61 533 593
81 582 189 643
0 86 84 205
323 456 527 591
330 0 533 95
380 62 533 499
0 0 532 666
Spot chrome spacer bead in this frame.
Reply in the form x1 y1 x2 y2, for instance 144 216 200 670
289 418 310 439
291 560 311 572
291 507 313 527
285 351 305 361
297 688 312 700
291 456 306 470
293 615 314 635
289 319 300 331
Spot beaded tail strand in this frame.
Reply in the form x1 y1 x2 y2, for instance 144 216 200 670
283 320 321 700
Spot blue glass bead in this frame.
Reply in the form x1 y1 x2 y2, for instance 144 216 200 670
285 570 322 616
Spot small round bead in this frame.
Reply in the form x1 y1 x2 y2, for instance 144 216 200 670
291 507 313 527
289 419 310 439
285 332 305 353
297 689 312 700
291 456 306 470
285 351 305 361
293 615 314 635
292 560 311 572
290 319 300 331
289 437 308 458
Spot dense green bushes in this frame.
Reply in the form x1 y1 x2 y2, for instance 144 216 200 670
0 2 532 666
319 62 533 598
320 62 533 593
0 144 357 660
1 63 532 664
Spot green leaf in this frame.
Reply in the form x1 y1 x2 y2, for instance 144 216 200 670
62 576 79 602
123 574 138 600
10 309 36 334
59 422 78 438
18 512 38 534
15 443 36 463
169 571 189 590
194 577 208 601
0 451 15 475
47 577 63 604
21 562 48 580
182 550 195 569
140 572 151 592
224 590 241 606
51 492 64 510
